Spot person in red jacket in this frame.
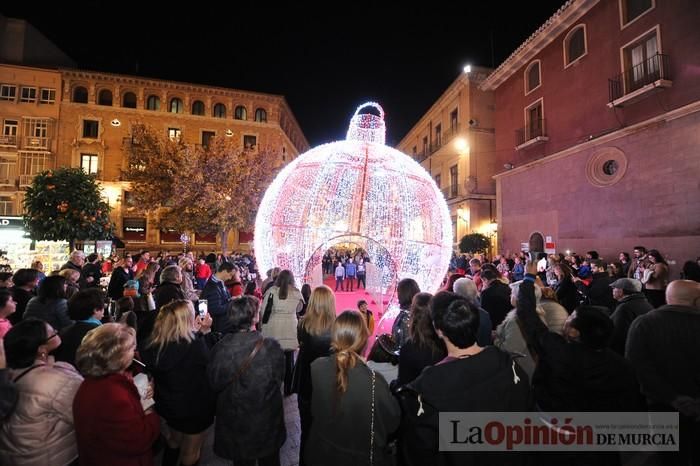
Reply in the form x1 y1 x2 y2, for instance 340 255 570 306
194 258 212 290
73 323 160 466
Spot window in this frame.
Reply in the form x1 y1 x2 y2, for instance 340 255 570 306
20 87 37 103
525 60 541 94
449 164 458 198
0 85 17 101
168 128 181 140
169 98 183 113
623 31 660 92
73 86 88 103
412 146 417 156
452 215 458 241
80 154 99 174
82 120 99 139
0 158 16 185
564 25 587 67
191 100 205 115
525 100 544 140
434 124 442 148
422 136 428 155
201 131 215 147
213 103 226 118
243 135 257 150
122 92 137 108
434 174 441 188
450 109 458 133
98 89 113 106
146 95 160 111
0 197 14 215
39 88 56 104
234 105 247 120
254 108 267 122
2 119 18 145
621 0 654 26
32 120 48 139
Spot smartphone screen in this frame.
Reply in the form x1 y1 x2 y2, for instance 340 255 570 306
198 299 208 316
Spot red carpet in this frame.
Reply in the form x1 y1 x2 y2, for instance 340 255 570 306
322 273 375 314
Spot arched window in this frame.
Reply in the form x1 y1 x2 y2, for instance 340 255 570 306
525 61 541 94
564 25 587 67
191 100 205 115
234 105 247 120
97 89 113 106
169 97 183 113
146 95 160 111
213 103 226 118
254 108 267 122
72 86 88 103
122 92 137 108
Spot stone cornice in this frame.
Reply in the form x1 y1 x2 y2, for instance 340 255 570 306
493 99 700 179
479 0 599 91
60 68 283 103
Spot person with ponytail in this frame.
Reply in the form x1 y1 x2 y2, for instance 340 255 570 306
306 310 400 466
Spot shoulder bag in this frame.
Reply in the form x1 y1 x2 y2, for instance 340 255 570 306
262 292 274 324
223 337 265 390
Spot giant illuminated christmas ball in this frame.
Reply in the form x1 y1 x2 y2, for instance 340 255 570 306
254 102 452 301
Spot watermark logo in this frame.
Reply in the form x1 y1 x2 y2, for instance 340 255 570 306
439 412 679 452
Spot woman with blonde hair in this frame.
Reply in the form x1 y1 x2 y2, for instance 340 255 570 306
294 285 336 465
73 323 160 466
306 311 400 466
140 300 216 466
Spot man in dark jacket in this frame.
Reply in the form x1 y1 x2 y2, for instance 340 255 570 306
54 289 104 367
626 280 700 466
583 259 616 312
608 278 652 355
107 257 133 300
479 268 512 329
81 253 103 288
517 260 644 465
201 262 235 332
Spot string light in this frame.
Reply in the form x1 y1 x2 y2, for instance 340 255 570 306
254 102 453 305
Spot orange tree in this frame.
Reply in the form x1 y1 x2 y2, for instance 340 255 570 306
23 167 114 249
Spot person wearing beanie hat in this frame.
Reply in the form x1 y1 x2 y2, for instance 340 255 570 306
123 279 141 298
609 278 653 355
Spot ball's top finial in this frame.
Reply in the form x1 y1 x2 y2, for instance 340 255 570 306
346 101 386 145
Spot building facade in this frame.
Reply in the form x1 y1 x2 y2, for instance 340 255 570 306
480 0 700 271
397 68 498 253
56 69 308 252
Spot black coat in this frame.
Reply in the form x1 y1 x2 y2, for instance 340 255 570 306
585 272 616 312
396 338 446 387
208 331 286 461
107 266 132 300
24 297 72 330
9 286 33 325
140 333 217 433
609 293 653 355
295 325 332 402
306 355 400 466
54 321 100 367
480 280 513 329
398 346 531 466
555 277 579 314
517 278 644 413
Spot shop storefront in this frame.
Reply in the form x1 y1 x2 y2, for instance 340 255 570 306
123 217 147 243
0 216 69 272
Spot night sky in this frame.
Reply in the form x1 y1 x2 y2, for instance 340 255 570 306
4 1 565 146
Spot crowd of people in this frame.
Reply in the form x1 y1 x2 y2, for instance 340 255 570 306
0 244 697 466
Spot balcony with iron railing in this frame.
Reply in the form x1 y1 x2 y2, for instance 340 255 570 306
22 136 51 150
0 135 17 147
441 184 461 201
515 118 548 150
608 53 672 107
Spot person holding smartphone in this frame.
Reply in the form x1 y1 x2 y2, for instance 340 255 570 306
139 300 216 466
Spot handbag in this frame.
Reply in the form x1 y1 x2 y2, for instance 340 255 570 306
368 333 399 365
262 292 274 324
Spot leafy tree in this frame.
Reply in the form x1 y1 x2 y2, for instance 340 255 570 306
23 167 114 249
123 125 278 253
458 232 491 254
